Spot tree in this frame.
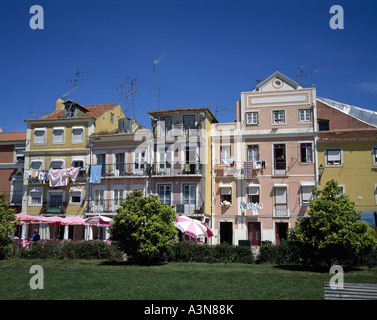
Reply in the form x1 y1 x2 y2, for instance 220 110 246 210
289 180 377 267
110 190 177 264
0 194 16 259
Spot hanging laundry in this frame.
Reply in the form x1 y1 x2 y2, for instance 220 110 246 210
262 161 266 169
67 167 80 182
89 165 102 184
244 161 253 179
240 202 247 210
49 169 68 187
254 161 262 169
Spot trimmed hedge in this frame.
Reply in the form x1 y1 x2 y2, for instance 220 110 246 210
169 242 254 264
13 241 123 260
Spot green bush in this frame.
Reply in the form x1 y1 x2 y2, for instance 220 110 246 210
170 242 254 264
256 240 301 265
15 241 123 260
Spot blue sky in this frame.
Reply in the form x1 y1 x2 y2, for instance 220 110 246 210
1 0 377 132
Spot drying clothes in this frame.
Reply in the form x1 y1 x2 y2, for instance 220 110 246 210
240 202 247 210
49 169 68 187
254 161 262 169
261 161 266 169
89 165 102 184
244 161 253 179
66 167 79 182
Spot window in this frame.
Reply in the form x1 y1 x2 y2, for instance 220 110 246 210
300 143 313 163
29 187 43 206
301 185 314 205
273 110 285 124
110 113 114 123
246 112 258 125
247 145 259 162
94 189 104 206
72 160 84 168
71 126 84 144
160 117 172 136
183 184 196 212
96 154 106 176
115 153 125 175
273 144 286 174
30 160 43 170
338 185 345 194
326 148 342 165
248 186 260 203
69 187 82 205
52 127 65 144
64 104 75 117
220 146 231 163
373 146 377 165
274 186 288 216
134 150 146 170
318 120 330 131
114 188 124 206
15 146 25 162
183 115 195 128
158 185 171 205
299 109 311 122
33 128 46 145
220 187 232 205
50 159 64 169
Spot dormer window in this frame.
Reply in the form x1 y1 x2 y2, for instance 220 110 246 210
64 103 76 118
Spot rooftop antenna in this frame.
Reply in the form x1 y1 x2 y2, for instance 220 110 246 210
62 86 78 100
153 53 166 110
115 77 129 115
206 103 228 118
66 69 93 101
311 66 328 87
296 63 309 86
125 76 143 120
28 104 49 119
156 84 172 109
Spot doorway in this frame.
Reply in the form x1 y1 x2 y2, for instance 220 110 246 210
275 222 288 245
220 222 233 245
248 222 261 246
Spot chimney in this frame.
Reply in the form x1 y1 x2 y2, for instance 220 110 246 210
56 98 65 112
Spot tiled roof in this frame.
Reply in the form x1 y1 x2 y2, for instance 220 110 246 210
0 132 26 142
318 129 377 141
25 103 119 122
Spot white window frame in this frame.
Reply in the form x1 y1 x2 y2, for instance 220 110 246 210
220 145 231 163
69 187 83 205
158 184 171 205
272 110 286 124
299 142 313 163
298 109 311 123
47 189 65 206
28 187 43 206
325 147 343 166
246 112 258 125
219 185 232 205
52 126 65 144
29 158 44 170
300 183 315 205
14 145 25 163
33 128 46 145
71 126 85 144
49 158 65 169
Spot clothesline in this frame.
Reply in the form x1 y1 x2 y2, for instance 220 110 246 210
240 202 263 215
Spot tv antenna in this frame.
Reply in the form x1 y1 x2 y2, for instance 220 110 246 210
296 63 309 86
150 84 172 109
153 53 166 110
206 103 228 118
115 77 129 114
124 76 143 119
66 69 93 101
28 104 49 119
311 67 328 87
62 86 78 100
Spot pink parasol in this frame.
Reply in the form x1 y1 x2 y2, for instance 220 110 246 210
175 216 213 239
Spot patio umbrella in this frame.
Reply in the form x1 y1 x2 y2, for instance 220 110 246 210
84 215 113 227
37 216 66 225
61 217 89 226
14 213 39 225
175 216 212 239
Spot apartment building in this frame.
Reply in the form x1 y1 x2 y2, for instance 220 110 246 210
148 108 218 228
316 97 377 228
0 131 26 213
211 72 317 245
21 98 125 239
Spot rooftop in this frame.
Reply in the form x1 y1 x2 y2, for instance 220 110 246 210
148 107 218 123
318 129 377 141
0 132 26 142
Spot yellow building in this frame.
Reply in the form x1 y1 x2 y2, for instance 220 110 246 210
22 99 124 239
317 97 377 229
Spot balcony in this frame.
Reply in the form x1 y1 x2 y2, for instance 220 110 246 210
87 199 123 214
273 159 287 176
273 204 289 217
41 201 67 215
175 203 203 216
154 124 202 139
99 163 148 177
153 162 202 176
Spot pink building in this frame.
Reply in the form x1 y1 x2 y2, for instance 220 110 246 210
211 72 317 246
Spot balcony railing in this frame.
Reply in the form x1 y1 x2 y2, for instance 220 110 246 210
273 160 287 176
99 162 202 177
153 162 202 176
41 201 68 215
175 203 203 215
154 124 202 139
273 204 289 217
87 199 123 214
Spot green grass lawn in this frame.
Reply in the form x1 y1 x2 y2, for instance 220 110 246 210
0 259 376 300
